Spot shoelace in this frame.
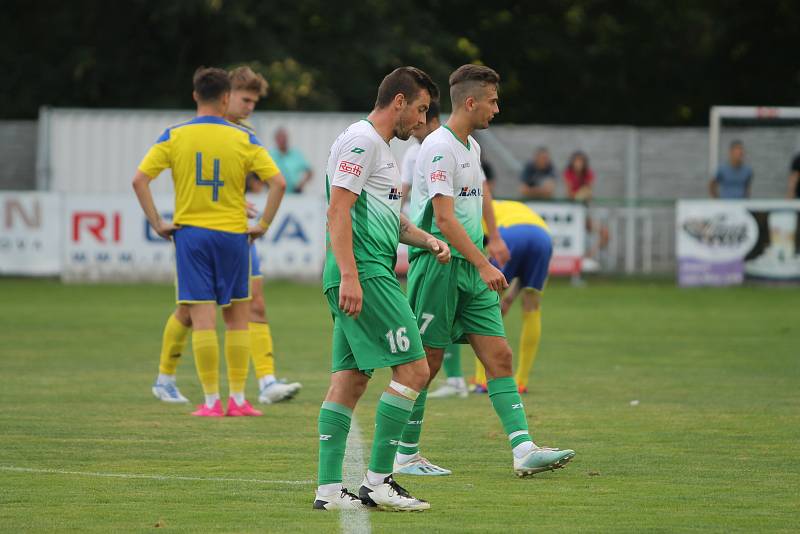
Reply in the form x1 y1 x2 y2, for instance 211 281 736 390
340 488 360 501
386 477 412 499
163 383 180 398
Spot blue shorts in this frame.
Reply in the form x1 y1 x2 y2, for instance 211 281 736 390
495 224 552 292
250 243 262 278
174 226 251 306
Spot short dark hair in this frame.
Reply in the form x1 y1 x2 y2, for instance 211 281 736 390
730 139 744 150
449 64 500 107
426 100 440 123
193 67 231 102
375 67 439 109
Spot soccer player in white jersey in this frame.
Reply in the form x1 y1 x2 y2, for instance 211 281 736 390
400 99 440 213
399 64 575 478
314 67 451 511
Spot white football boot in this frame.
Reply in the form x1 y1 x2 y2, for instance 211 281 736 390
258 380 302 404
358 475 430 511
313 487 367 510
151 381 189 403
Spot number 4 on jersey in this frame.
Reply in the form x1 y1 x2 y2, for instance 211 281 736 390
195 152 224 201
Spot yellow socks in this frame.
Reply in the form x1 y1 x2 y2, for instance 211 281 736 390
474 358 487 386
158 314 190 375
192 330 219 395
514 308 542 388
225 330 251 396
249 322 275 379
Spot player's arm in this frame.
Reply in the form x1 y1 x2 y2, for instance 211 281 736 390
132 133 176 240
328 186 362 317
327 135 376 319
425 146 506 290
247 146 287 240
132 170 177 240
399 213 450 264
482 183 510 267
788 171 799 199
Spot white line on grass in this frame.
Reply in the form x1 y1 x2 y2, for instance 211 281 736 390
0 466 312 485
340 416 371 534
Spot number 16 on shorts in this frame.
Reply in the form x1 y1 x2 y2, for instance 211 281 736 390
386 327 411 353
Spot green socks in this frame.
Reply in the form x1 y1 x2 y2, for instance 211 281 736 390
368 392 414 475
397 389 428 457
317 401 352 485
488 377 532 449
442 344 463 378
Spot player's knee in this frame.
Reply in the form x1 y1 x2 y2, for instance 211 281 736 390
394 359 429 391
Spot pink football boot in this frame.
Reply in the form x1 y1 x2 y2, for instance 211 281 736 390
191 399 224 417
226 398 263 417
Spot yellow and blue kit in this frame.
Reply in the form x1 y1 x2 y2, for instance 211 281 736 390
138 115 280 304
491 200 552 292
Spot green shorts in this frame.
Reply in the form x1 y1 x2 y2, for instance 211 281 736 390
325 276 426 377
407 255 505 348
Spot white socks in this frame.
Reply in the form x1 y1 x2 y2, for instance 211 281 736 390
317 482 342 496
395 451 417 464
230 392 246 406
204 393 220 408
259 375 277 390
157 373 176 385
366 470 389 486
512 441 535 459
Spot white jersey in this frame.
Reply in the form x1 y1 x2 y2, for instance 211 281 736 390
323 119 402 290
409 125 484 260
400 140 421 186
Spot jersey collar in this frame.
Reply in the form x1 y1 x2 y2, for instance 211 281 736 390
443 124 470 150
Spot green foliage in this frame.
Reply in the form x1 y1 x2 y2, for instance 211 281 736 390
5 1 798 124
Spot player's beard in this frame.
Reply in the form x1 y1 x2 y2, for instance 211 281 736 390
393 111 419 141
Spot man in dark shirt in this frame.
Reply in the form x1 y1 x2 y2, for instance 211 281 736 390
519 146 556 199
788 153 800 199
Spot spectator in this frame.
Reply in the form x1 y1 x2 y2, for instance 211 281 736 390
519 146 556 199
563 150 594 201
709 140 752 199
270 128 312 193
787 151 800 199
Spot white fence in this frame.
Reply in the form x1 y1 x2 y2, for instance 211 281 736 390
37 108 416 195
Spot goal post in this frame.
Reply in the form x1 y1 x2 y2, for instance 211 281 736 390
709 105 800 176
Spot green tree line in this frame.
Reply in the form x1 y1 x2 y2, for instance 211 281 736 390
3 0 799 125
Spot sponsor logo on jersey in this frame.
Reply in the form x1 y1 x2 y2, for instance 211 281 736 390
430 170 447 182
351 147 365 154
432 155 444 163
387 187 401 200
460 162 471 169
338 160 363 177
458 187 482 197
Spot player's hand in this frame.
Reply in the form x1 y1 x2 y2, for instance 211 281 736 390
426 237 451 264
339 274 363 319
247 224 267 243
155 221 178 241
486 235 510 268
478 262 509 292
245 202 258 219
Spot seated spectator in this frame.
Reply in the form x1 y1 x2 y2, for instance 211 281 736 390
709 140 752 199
787 151 800 199
519 146 556 199
270 128 313 194
563 150 594 201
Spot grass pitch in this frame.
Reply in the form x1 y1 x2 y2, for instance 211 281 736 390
0 278 798 532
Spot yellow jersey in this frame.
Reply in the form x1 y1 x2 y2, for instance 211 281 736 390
138 115 280 233
485 200 549 233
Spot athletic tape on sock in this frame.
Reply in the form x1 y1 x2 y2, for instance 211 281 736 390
389 380 420 400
